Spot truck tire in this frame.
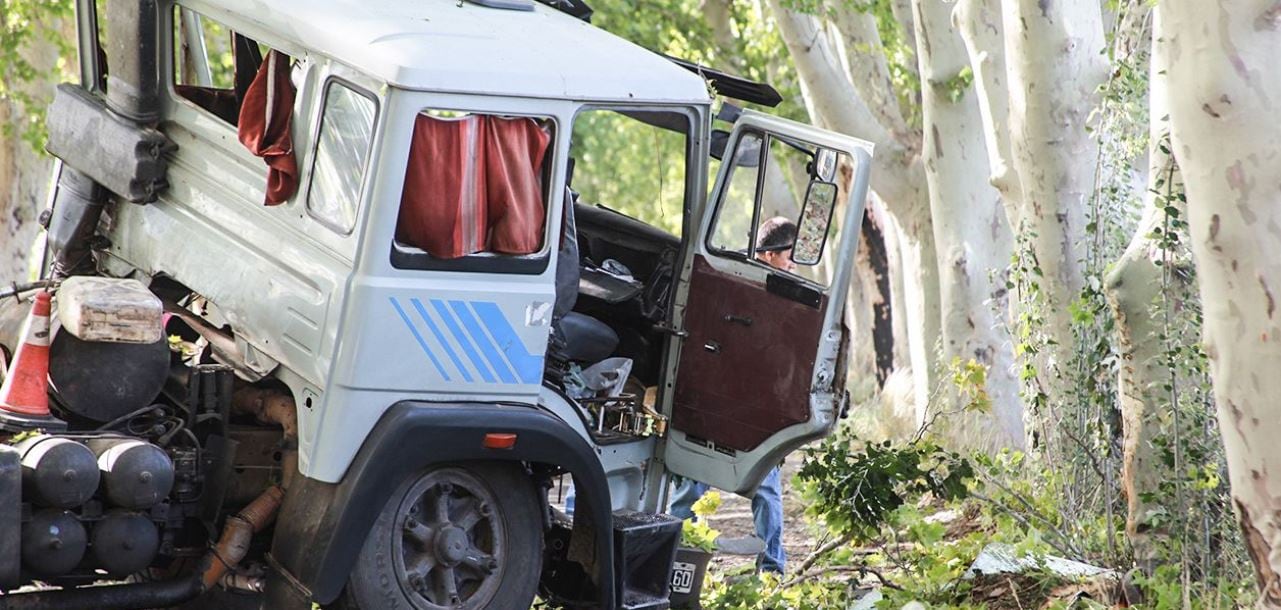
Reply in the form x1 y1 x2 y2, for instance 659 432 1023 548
337 462 543 610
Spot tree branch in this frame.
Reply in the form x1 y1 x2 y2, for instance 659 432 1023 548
954 0 1021 219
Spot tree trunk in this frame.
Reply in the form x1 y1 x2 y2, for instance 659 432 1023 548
877 198 914 373
1161 1 1281 601
999 0 1106 444
914 0 1021 449
1104 28 1176 564
955 0 1021 217
0 21 64 283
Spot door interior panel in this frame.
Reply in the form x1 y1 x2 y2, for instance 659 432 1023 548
671 255 825 452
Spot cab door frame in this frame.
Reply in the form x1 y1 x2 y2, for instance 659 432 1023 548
657 109 873 496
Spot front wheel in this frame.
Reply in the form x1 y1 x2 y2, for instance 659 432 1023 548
338 462 543 610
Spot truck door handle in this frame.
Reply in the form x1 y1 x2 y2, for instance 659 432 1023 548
703 340 721 353
723 315 753 326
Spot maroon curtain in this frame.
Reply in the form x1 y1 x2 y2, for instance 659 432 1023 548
397 114 549 258
237 51 298 206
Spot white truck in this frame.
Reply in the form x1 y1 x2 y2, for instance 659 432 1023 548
0 0 872 608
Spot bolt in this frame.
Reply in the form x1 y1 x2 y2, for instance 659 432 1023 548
405 517 418 530
439 483 453 495
479 503 491 516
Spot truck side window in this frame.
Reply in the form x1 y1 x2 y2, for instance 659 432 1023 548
171 7 270 126
392 110 553 271
307 82 376 234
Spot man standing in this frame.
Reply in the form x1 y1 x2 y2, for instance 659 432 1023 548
668 216 797 574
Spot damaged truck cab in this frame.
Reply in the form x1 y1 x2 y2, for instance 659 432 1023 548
0 0 873 608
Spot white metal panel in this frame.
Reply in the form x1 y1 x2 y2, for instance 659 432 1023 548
172 0 711 105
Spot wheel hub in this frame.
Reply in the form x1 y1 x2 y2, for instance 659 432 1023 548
434 527 469 566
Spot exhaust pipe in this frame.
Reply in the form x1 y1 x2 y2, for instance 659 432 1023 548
103 0 161 123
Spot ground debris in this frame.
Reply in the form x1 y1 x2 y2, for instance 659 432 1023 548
965 544 1122 609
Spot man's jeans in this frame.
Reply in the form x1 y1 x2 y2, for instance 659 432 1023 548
668 466 786 574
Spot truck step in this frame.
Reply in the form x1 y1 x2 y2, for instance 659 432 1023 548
612 510 682 610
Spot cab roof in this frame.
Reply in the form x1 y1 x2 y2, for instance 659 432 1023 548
191 0 713 104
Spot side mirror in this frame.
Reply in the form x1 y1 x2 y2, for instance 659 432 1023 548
791 179 838 266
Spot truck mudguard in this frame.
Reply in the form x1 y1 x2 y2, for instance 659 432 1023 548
269 402 616 608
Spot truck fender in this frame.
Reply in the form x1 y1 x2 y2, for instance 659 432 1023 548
268 401 616 609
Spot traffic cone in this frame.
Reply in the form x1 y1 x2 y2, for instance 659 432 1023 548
0 291 66 432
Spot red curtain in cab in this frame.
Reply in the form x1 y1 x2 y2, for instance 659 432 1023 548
237 50 298 206
396 114 549 258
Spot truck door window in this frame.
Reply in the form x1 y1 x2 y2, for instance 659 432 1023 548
307 82 376 234
569 109 689 236
707 133 848 285
708 131 764 254
391 110 554 273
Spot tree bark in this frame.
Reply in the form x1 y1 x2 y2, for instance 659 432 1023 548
1104 27 1177 564
0 20 64 283
914 0 1021 449
955 0 1022 217
1161 0 1281 601
999 0 1106 443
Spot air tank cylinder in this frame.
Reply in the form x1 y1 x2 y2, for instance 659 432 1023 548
15 436 100 508
89 438 174 509
91 510 160 575
21 509 87 577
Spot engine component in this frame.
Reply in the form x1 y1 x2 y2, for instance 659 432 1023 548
44 84 174 204
90 438 174 509
0 444 20 588
56 276 164 344
44 168 108 279
48 329 168 423
21 509 87 577
91 510 160 576
15 436 99 508
201 485 284 589
231 386 299 489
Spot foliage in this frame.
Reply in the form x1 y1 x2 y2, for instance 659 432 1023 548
680 490 722 552
701 571 856 610
1 0 75 150
797 425 973 541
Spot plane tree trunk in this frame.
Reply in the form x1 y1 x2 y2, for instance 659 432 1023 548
912 0 1021 449
1103 27 1180 563
1161 0 1281 600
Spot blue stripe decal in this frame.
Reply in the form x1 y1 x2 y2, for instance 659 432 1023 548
430 299 495 383
389 298 450 381
472 301 545 385
410 298 472 383
450 300 517 384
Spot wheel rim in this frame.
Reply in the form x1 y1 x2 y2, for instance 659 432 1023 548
392 468 506 609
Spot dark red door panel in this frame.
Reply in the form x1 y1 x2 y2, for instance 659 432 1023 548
671 255 825 452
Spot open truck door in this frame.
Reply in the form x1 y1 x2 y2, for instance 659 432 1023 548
663 109 872 495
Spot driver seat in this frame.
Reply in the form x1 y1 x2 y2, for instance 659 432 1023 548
557 312 619 363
